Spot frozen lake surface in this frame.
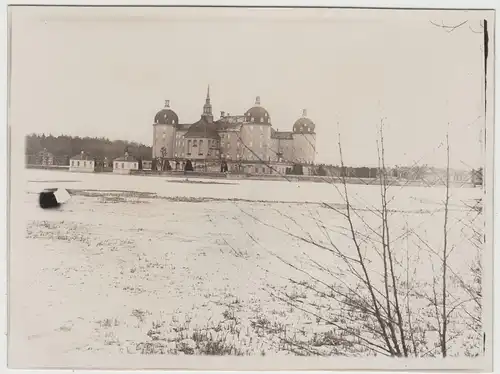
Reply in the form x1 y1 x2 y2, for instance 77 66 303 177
9 169 484 366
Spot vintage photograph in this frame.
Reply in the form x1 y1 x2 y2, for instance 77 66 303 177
7 5 494 371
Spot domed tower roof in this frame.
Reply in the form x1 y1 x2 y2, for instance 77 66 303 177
293 109 315 133
245 96 271 124
154 100 179 126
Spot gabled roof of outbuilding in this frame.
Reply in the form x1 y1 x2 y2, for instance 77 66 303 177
71 152 94 160
114 155 138 162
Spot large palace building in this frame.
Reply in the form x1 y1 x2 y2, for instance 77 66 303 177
152 86 317 174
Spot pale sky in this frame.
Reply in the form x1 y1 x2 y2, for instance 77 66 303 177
9 6 494 168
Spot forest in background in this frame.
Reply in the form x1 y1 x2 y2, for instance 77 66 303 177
25 133 152 161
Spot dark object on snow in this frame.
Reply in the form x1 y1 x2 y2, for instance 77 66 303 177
39 188 71 209
39 191 60 209
184 160 194 172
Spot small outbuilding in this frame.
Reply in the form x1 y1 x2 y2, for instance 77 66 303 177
113 152 139 175
69 151 96 173
141 160 152 171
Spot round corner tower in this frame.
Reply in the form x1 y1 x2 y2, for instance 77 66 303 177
152 100 179 159
291 109 316 164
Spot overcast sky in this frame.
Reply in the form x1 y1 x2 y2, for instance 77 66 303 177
10 7 493 168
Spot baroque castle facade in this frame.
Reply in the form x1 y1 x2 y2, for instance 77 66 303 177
152 86 316 174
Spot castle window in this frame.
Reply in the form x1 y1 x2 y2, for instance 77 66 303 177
172 120 175 124
77 161 80 167
187 140 192 153
260 118 264 123
199 140 204 155
115 163 118 168
193 140 198 147
84 161 87 167
122 163 125 168
251 117 255 122
71 161 74 166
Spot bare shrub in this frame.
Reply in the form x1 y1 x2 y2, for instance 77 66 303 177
236 123 484 357
136 311 256 356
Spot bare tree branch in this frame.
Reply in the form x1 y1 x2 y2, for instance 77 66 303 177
430 20 469 33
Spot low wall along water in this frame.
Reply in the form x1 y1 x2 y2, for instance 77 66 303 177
24 164 475 187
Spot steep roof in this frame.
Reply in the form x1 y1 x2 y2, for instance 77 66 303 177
114 155 137 162
71 152 94 160
272 130 293 140
292 109 316 133
244 96 271 124
154 100 179 126
184 117 220 139
293 117 315 133
176 123 192 131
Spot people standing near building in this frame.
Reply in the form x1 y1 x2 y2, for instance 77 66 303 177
184 160 194 172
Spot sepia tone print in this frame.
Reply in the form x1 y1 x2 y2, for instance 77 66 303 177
8 5 494 371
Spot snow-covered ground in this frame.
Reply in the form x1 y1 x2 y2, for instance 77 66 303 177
9 169 484 366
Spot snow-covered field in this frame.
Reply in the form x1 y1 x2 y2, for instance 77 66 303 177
9 169 484 365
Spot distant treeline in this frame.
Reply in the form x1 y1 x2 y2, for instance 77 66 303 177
25 133 152 161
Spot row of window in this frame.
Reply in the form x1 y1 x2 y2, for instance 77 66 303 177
70 160 140 169
114 162 138 169
241 125 268 133
71 160 93 167
164 127 268 141
173 150 219 158
167 138 220 147
296 127 314 133
166 138 269 150
237 166 287 174
220 140 244 148
237 138 265 147
159 134 269 150
187 139 202 154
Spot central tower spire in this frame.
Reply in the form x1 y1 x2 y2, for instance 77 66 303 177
202 84 213 121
